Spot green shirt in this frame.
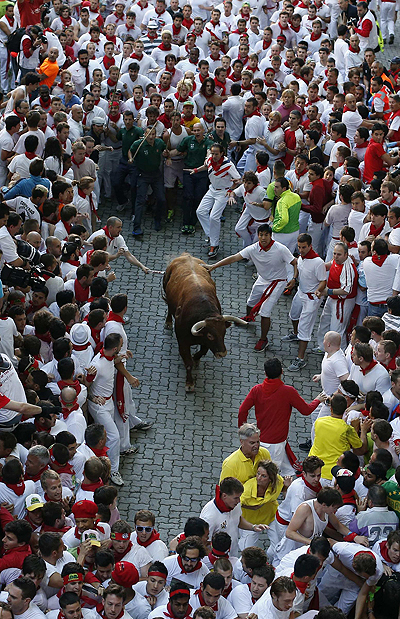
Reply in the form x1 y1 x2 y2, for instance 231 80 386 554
384 480 400 520
272 188 301 234
116 126 143 159
211 130 231 154
131 137 165 174
177 135 214 168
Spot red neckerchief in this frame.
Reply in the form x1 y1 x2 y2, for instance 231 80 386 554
134 98 144 110
245 108 261 118
39 96 51 109
370 221 385 237
78 188 88 201
214 484 233 512
195 589 218 611
158 42 171 51
183 17 193 29
35 330 51 343
108 111 121 122
172 23 182 35
91 445 109 457
5 14 14 26
214 77 226 95
310 31 322 41
246 65 259 73
25 151 36 160
183 113 195 122
291 23 300 32
81 479 104 491
130 52 143 61
361 360 378 375
4 481 25 496
60 15 72 26
24 464 49 482
291 573 308 594
113 540 133 562
96 605 124 619
177 554 202 573
107 77 117 87
66 259 80 266
209 154 225 171
12 109 25 121
49 447 75 474
100 347 114 362
349 45 360 53
268 123 281 132
382 196 398 207
207 548 229 565
257 164 268 173
259 239 274 251
372 253 389 266
74 278 90 304
336 136 350 148
107 311 124 323
136 529 160 547
102 225 112 240
164 602 192 619
158 83 171 93
263 39 272 49
355 141 369 149
301 475 322 493
72 155 86 168
341 490 357 506
238 54 249 65
58 379 82 396
380 540 398 564
61 401 80 420
295 168 308 179
103 55 115 71
222 583 232 598
106 34 117 43
26 301 47 315
302 247 319 259
90 327 102 353
247 583 256 604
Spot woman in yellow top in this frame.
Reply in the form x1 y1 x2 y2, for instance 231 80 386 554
239 460 284 551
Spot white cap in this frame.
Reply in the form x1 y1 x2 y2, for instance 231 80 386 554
92 117 105 126
70 323 91 346
26 494 44 511
147 19 159 29
82 529 101 546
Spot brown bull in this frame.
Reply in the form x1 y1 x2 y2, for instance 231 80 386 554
163 253 247 392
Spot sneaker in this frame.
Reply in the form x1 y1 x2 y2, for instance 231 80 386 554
311 346 325 354
187 225 195 235
281 332 299 342
254 338 268 352
110 471 124 486
208 245 219 258
121 446 139 456
166 210 174 222
203 237 210 246
390 34 394 44
132 229 143 237
154 219 161 231
116 204 126 212
287 357 307 372
299 439 312 452
181 225 189 234
132 422 153 431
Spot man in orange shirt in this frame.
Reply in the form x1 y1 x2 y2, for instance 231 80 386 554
38 47 59 88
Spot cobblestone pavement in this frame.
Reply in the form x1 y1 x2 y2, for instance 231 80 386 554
99 33 398 541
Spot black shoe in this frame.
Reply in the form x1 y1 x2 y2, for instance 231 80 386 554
390 34 395 44
299 439 312 452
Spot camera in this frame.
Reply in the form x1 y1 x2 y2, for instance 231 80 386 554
16 239 41 266
1 264 55 291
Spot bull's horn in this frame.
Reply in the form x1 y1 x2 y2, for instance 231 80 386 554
191 320 207 335
222 315 249 326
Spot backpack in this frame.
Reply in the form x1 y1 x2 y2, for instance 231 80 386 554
6 27 26 53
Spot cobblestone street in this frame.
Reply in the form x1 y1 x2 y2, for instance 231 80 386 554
100 34 400 541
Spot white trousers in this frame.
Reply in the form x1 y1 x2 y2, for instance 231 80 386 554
247 277 287 318
308 221 324 256
88 398 120 473
196 187 228 246
319 565 359 615
381 1 396 38
289 290 321 342
272 230 299 254
267 519 287 563
98 149 119 198
0 45 14 94
316 296 356 349
261 440 295 476
235 208 260 248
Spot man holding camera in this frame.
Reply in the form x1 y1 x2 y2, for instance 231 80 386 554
0 213 26 270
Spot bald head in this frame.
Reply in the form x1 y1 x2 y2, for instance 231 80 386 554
71 105 83 121
26 231 42 249
61 386 77 405
325 331 342 348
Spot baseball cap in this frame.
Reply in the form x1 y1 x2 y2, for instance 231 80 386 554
391 57 400 64
26 494 44 511
82 529 101 547
331 466 355 493
182 101 194 107
92 117 105 126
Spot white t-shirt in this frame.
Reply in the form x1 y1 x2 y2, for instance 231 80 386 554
298 255 326 293
162 554 209 587
190 591 237 619
240 241 294 284
251 589 293 619
331 542 383 586
0 226 19 268
349 362 391 395
363 254 399 302
321 349 349 396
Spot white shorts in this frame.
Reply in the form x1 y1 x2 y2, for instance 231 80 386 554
261 440 295 476
247 277 287 318
289 290 321 342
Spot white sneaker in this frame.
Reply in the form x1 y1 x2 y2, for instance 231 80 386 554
110 471 124 486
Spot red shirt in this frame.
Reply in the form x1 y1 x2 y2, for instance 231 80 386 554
363 139 385 183
18 0 43 27
238 378 320 443
0 544 31 570
302 178 332 223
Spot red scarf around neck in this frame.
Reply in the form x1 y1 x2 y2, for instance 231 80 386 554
302 247 319 259
214 484 233 512
361 360 378 375
259 239 274 251
370 221 385 237
4 481 25 496
291 573 308 594
136 529 160 547
372 253 389 266
81 479 104 491
301 474 322 493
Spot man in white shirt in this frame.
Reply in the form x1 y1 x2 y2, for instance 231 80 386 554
228 565 274 617
249 577 297 619
0 116 20 187
342 94 364 144
69 50 101 97
349 342 391 395
222 83 245 142
190 572 237 619
0 212 25 269
68 106 84 143
142 0 173 31
7 578 46 619
363 238 399 317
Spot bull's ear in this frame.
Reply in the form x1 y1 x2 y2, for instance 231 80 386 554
225 321 232 328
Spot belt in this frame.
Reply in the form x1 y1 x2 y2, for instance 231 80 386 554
276 511 290 526
88 394 112 402
369 301 387 306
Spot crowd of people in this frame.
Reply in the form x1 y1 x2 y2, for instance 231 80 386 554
2 0 400 618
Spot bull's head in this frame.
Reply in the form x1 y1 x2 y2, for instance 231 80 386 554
191 315 248 358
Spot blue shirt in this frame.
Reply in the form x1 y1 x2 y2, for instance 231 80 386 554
3 176 51 200
59 94 82 110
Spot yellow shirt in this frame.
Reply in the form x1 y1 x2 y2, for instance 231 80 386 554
241 475 284 525
183 115 200 129
219 447 271 485
309 416 363 480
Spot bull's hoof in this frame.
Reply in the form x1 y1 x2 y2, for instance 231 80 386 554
185 383 195 392
164 321 173 331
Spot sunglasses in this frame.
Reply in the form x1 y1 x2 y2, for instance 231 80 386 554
136 526 153 533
